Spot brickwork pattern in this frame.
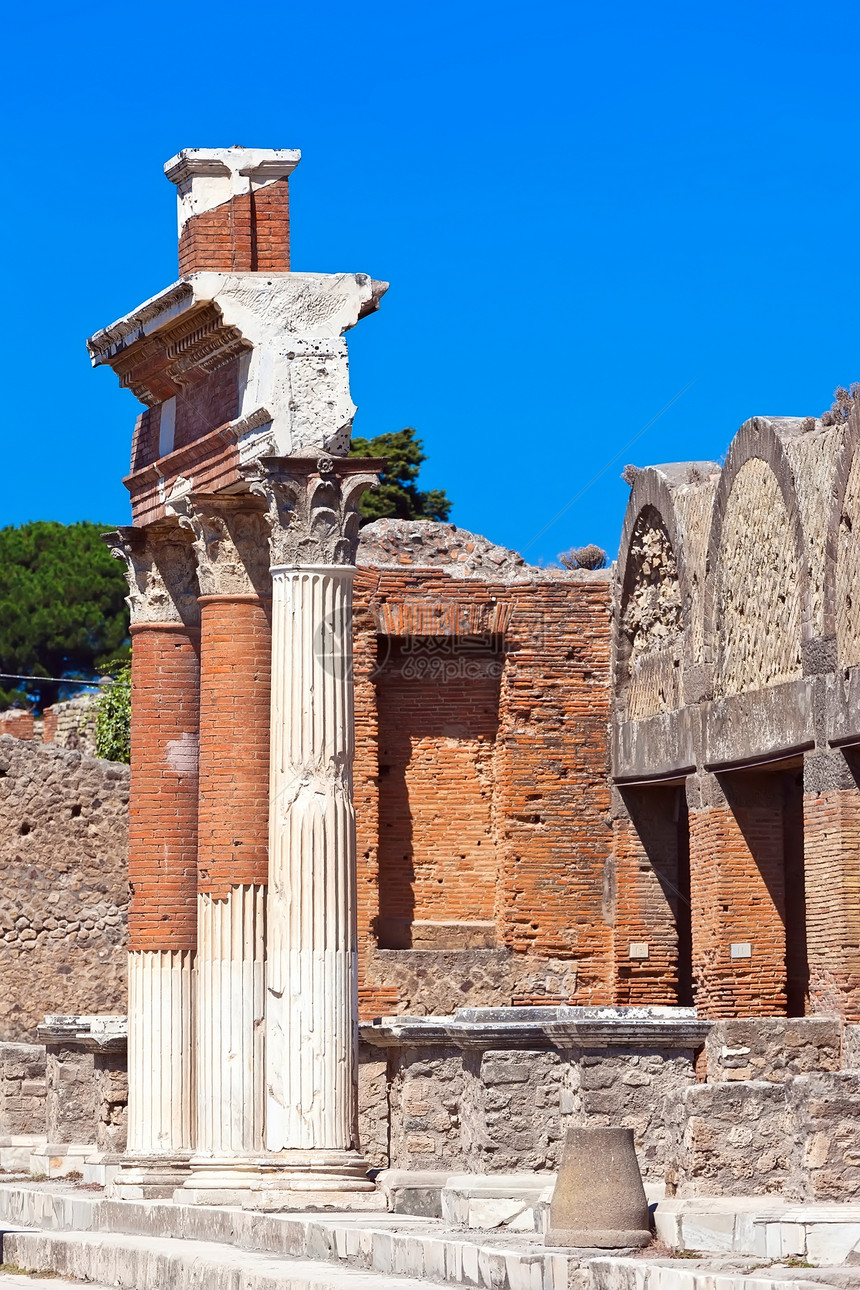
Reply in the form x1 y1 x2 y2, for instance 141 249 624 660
0 711 34 740
128 626 199 952
353 565 613 1017
42 694 98 757
197 597 271 896
688 777 788 1017
0 737 128 1042
177 181 290 276
804 780 860 1019
375 639 500 949
127 424 245 527
130 359 241 475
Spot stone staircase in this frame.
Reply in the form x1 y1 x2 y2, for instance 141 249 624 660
0 1184 858 1290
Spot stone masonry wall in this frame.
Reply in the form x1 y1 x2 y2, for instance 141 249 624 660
0 1043 46 1135
0 737 129 1042
364 1040 699 1180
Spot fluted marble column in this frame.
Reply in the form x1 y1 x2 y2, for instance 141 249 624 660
104 524 200 1198
245 455 382 1206
172 495 272 1203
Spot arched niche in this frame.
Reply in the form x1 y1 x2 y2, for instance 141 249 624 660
827 404 860 668
616 471 689 720
706 419 808 698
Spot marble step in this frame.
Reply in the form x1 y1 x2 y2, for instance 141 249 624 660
3 1227 858 1290
2 1228 447 1290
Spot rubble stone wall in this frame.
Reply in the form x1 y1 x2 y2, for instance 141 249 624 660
0 737 129 1042
361 1038 700 1180
42 694 99 757
836 442 860 666
714 457 802 697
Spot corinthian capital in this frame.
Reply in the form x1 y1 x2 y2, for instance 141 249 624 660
168 494 271 598
244 455 382 568
104 523 200 628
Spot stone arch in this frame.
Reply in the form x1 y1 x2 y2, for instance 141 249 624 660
615 469 690 720
825 403 860 666
705 418 809 698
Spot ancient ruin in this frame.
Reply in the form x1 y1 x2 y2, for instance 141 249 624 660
1 144 860 1288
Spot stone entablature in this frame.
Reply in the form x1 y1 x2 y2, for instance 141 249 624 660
88 271 388 529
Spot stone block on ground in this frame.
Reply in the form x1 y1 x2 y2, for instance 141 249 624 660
786 1072 860 1201
664 1080 789 1197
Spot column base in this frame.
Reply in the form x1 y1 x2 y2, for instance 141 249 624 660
178 1155 268 1207
107 1154 194 1200
241 1149 386 1212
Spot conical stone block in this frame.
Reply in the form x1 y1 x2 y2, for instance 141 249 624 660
545 1126 651 1248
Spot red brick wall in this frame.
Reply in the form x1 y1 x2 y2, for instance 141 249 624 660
375 639 501 948
804 776 860 1019
353 567 614 1016
129 359 240 476
0 711 34 740
42 707 58 744
178 180 291 276
127 624 200 952
197 595 271 897
173 359 240 452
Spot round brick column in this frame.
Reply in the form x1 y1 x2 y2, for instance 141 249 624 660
172 498 272 1204
104 525 200 1199
126 623 199 1163
193 593 270 1182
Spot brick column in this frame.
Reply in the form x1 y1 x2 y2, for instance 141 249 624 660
244 455 381 1208
172 496 272 1204
104 524 200 1198
687 770 788 1017
804 748 860 1017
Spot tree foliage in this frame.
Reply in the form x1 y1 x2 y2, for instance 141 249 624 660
349 428 452 526
0 521 130 712
94 663 132 763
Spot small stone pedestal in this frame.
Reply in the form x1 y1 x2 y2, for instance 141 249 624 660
35 1015 128 1183
545 1126 651 1248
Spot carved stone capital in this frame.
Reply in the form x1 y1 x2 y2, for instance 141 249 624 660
104 523 201 628
168 494 270 598
244 455 383 568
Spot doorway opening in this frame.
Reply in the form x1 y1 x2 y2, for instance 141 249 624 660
617 782 693 1007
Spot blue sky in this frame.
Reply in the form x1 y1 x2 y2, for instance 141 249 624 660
2 0 858 564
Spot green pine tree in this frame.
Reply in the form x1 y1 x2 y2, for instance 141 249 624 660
349 428 452 526
0 521 130 712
